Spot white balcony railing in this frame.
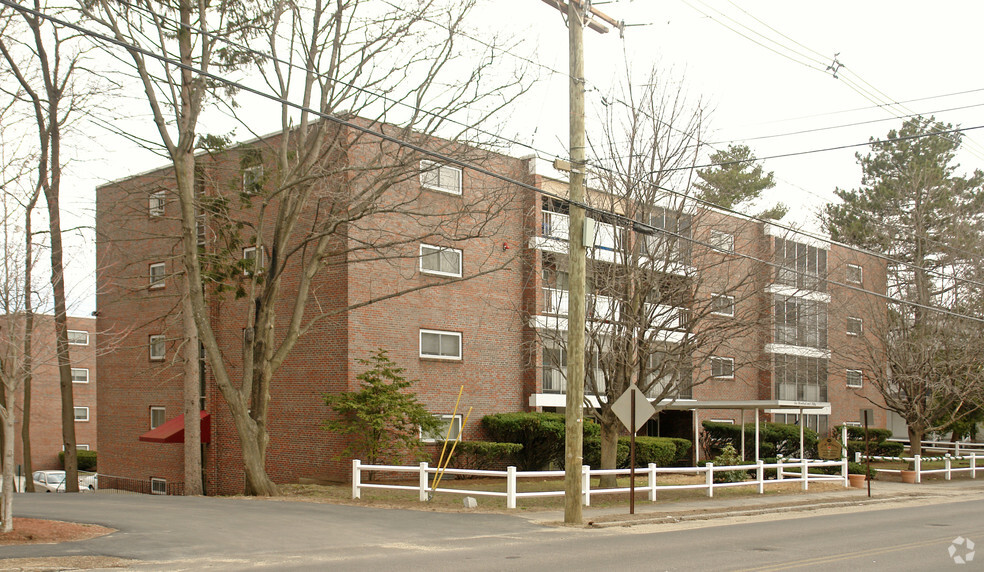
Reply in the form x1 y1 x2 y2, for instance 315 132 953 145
542 289 688 333
542 211 569 241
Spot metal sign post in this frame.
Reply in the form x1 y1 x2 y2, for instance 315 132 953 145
612 385 655 515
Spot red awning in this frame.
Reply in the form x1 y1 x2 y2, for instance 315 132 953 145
139 411 211 444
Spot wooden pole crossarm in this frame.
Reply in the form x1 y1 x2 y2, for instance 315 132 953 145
539 0 618 34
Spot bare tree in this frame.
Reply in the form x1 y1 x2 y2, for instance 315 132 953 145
534 68 770 484
0 0 97 492
85 0 530 494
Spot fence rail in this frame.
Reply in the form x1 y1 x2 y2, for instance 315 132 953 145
352 457 848 509
886 439 984 455
857 452 980 484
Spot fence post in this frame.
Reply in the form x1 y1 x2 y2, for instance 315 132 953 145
955 441 960 456
914 454 922 484
352 460 361 499
506 466 516 510
582 465 591 507
757 460 764 494
854 451 861 463
706 462 714 498
777 457 784 481
648 463 658 502
419 462 429 502
801 457 809 491
972 453 977 479
945 454 952 481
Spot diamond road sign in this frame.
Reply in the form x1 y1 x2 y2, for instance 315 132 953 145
611 385 656 433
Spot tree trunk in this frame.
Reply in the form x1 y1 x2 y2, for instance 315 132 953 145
598 417 619 488
44 185 78 493
1 408 13 532
907 425 923 460
21 195 37 493
230 410 277 496
182 294 203 495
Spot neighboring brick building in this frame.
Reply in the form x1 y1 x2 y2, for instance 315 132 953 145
7 314 97 471
95 129 887 494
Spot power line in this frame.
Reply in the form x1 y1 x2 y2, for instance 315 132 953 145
10 0 984 325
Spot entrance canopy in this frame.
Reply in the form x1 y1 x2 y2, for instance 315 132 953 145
139 411 211 444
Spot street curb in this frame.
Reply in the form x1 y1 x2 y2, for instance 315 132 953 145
583 494 931 528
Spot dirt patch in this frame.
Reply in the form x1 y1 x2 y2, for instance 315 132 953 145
0 518 114 546
0 555 135 570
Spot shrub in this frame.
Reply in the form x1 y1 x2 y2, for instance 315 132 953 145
438 441 522 474
667 438 693 464
702 420 818 459
847 439 904 458
849 461 876 478
482 412 599 471
836 425 893 442
59 450 97 471
583 438 628 470
617 437 683 468
712 444 746 483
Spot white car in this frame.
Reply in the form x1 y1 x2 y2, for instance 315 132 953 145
32 470 97 492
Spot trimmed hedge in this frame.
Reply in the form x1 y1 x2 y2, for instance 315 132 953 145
847 439 904 458
482 412 600 471
617 436 691 468
58 450 97 471
836 425 893 442
702 421 818 458
438 441 522 474
583 438 629 470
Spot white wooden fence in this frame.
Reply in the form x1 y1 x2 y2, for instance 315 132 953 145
857 452 980 484
886 439 984 456
352 457 848 509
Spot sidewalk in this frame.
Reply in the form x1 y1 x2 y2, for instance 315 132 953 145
527 477 984 528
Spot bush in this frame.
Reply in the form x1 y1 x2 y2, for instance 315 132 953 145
666 438 693 464
482 412 599 471
836 425 893 442
847 439 904 458
712 444 746 483
702 421 818 458
617 437 684 468
438 441 522 474
583 438 628 470
59 450 97 471
848 461 876 478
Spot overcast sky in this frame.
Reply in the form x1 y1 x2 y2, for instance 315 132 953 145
56 1 984 313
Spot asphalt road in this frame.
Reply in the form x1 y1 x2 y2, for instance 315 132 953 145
8 492 984 570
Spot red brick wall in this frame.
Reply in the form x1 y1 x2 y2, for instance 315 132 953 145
10 315 97 471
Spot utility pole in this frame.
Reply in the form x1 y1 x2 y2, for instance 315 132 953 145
539 0 620 526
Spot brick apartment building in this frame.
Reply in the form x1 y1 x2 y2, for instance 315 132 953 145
96 128 887 494
7 314 97 471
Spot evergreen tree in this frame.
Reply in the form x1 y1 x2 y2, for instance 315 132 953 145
695 144 787 219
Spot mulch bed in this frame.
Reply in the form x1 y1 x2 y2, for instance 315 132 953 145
0 518 114 545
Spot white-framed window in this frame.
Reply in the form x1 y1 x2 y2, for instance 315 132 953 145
74 406 89 422
149 334 166 361
847 316 863 336
420 160 462 195
711 356 734 379
68 330 89 345
149 190 166 217
150 406 166 429
709 230 735 252
846 369 863 388
419 329 462 360
420 414 463 442
150 478 167 495
76 444 90 451
846 263 863 285
711 293 735 317
419 244 462 277
243 246 264 275
242 164 263 194
71 368 89 384
149 262 166 289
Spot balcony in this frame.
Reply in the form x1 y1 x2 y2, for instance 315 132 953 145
542 367 606 395
542 211 569 241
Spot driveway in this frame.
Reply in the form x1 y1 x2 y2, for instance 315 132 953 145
9 493 553 569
